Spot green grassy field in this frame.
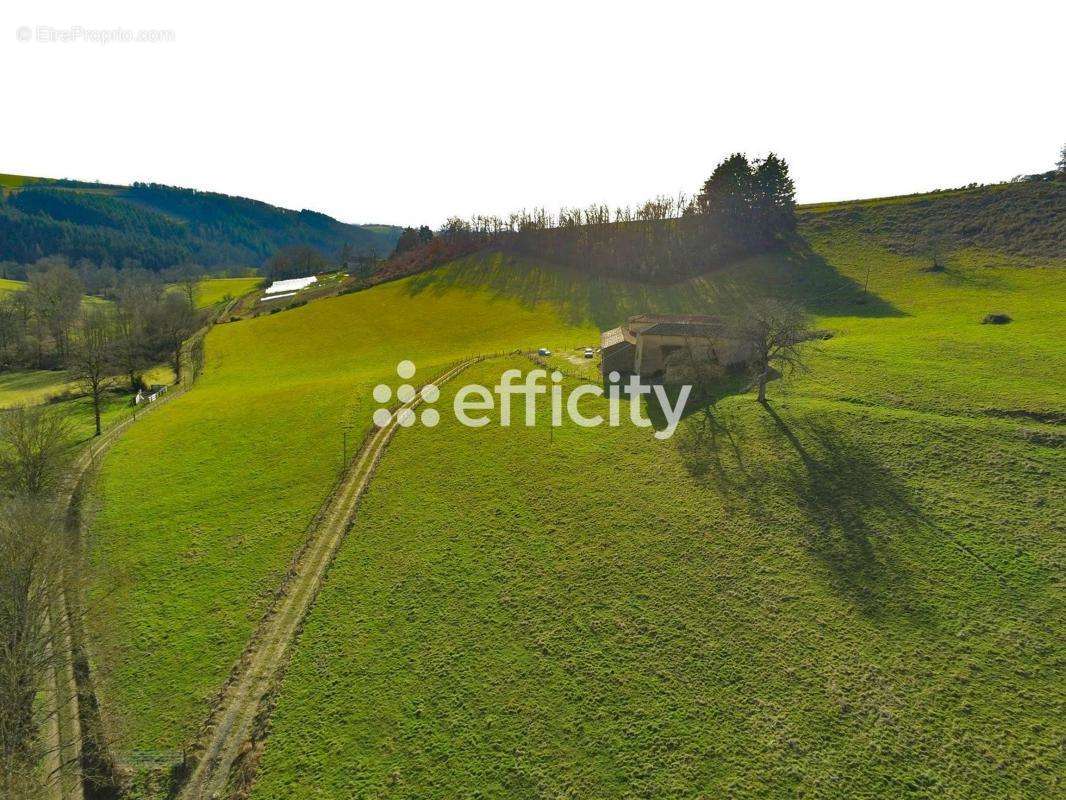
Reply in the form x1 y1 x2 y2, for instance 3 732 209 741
84 184 1064 796
0 368 138 442
0 277 27 295
86 268 598 752
246 209 1063 796
248 358 1061 799
0 173 52 189
193 277 261 308
0 363 174 445
0 369 75 406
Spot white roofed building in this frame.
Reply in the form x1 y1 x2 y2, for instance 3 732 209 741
265 276 317 295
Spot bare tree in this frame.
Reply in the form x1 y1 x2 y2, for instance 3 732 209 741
0 496 66 798
26 259 85 365
730 298 813 404
923 234 949 272
67 308 120 437
176 264 204 308
113 280 156 390
146 292 201 384
0 408 74 498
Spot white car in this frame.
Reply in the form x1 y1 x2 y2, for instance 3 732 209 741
583 347 595 358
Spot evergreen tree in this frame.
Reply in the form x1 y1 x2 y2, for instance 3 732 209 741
695 153 754 228
752 153 797 241
390 225 435 258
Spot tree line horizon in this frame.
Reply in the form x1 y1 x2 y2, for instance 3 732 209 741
380 152 798 283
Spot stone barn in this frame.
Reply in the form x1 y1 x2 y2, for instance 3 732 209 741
600 314 750 380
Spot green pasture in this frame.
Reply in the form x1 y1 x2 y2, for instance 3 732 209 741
250 356 1061 799
193 277 262 308
83 184 1064 796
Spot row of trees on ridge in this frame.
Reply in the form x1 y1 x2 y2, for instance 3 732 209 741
378 153 797 283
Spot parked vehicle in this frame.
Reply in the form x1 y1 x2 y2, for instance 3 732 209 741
583 347 595 358
538 347 552 356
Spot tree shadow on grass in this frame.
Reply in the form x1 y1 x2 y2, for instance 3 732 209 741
645 371 751 443
780 239 905 319
404 250 691 329
680 401 931 621
403 239 904 330
763 406 932 620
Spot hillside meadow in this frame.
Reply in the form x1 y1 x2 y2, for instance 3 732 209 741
0 275 247 440
248 214 1063 796
86 271 599 753
82 184 1064 794
248 357 1061 799
193 276 261 308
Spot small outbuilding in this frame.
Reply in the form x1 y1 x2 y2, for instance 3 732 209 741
134 384 169 405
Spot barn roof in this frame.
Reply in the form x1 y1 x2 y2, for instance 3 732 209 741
601 326 636 349
639 320 723 338
628 313 723 326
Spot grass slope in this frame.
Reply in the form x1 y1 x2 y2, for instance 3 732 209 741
244 197 1063 796
193 277 261 308
798 180 1064 259
249 359 1061 799
87 271 597 752
87 184 1064 794
0 277 27 295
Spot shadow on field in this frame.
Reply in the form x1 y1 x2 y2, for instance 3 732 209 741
403 242 903 330
680 401 929 619
404 251 690 328
927 264 1010 291
783 239 904 319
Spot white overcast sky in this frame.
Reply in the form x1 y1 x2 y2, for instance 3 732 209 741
2 1 1063 227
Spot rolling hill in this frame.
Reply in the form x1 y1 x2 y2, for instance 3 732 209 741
0 173 402 270
81 182 1063 798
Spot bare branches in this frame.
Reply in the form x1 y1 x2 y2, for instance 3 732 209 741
729 298 813 404
145 292 202 384
0 496 67 797
0 407 75 498
67 306 121 437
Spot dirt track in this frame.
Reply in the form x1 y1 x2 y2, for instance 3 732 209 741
177 358 477 800
39 383 189 800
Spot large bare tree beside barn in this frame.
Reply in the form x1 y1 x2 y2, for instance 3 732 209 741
730 298 813 403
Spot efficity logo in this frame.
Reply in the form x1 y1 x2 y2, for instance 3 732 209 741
372 360 442 428
373 361 691 440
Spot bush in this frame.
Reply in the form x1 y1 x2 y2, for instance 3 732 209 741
981 313 1012 324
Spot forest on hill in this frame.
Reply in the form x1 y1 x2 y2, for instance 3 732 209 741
0 176 402 272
